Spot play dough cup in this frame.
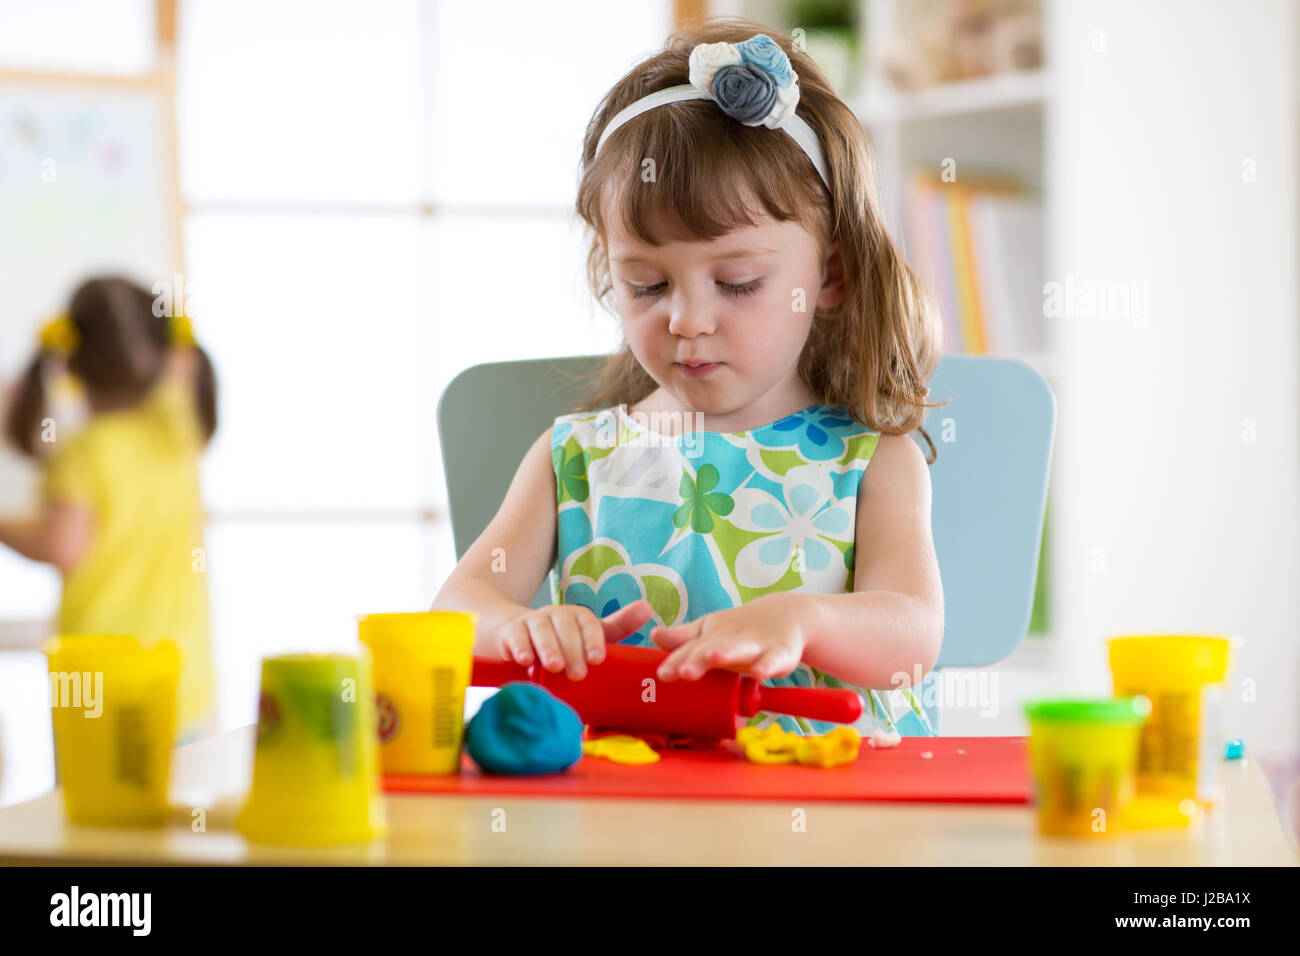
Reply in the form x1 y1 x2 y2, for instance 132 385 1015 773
1108 634 1233 825
1023 697 1150 838
44 634 180 827
357 611 475 775
237 653 386 845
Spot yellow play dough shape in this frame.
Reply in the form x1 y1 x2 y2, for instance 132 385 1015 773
737 724 861 768
796 727 861 767
582 735 661 765
795 737 830 766
744 741 798 764
739 723 802 764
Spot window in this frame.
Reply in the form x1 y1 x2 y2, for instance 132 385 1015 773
176 0 666 728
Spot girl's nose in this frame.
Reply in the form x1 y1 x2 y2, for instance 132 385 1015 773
666 288 717 338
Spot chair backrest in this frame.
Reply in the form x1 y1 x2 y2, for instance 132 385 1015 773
439 355 606 610
438 353 1055 681
920 355 1056 667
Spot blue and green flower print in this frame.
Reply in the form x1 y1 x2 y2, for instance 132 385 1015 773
549 403 936 738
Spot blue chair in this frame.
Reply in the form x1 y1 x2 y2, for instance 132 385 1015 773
438 353 1056 733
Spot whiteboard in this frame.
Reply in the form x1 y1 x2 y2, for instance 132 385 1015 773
0 77 178 613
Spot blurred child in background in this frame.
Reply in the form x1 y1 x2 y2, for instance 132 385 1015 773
0 276 220 744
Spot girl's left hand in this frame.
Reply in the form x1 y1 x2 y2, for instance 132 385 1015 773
649 592 811 682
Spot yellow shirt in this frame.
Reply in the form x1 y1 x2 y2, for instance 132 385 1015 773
42 377 215 742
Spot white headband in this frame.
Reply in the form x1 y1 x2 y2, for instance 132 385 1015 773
594 34 831 191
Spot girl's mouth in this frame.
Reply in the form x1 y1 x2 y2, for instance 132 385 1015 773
676 361 722 377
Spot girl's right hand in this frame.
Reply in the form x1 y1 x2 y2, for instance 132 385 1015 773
497 599 653 680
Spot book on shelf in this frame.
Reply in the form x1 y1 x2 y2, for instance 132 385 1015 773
903 169 1045 358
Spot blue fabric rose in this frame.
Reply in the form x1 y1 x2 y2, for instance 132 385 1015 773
711 63 777 126
736 34 793 87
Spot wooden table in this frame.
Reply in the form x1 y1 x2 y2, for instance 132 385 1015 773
0 725 1294 865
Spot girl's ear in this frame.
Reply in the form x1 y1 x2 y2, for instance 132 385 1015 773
815 242 847 310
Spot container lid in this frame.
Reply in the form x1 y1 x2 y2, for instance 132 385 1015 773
1024 696 1152 724
44 633 179 664
259 652 366 681
1108 634 1232 682
356 610 477 644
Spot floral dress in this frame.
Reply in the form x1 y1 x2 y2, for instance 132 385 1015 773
548 402 937 738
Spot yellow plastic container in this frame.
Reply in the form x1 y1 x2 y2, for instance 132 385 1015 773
236 652 386 845
1108 634 1233 826
1023 696 1151 838
357 611 476 775
44 634 180 827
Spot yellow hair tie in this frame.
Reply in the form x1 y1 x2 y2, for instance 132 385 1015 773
169 314 196 346
38 314 79 355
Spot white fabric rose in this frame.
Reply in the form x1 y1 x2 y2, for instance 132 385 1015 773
688 41 742 93
762 78 801 129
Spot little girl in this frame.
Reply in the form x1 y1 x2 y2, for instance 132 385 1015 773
434 21 945 738
1 276 220 745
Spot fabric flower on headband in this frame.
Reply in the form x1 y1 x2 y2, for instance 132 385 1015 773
593 33 829 189
688 34 800 130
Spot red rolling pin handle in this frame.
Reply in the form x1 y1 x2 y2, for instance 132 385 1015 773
738 680 863 724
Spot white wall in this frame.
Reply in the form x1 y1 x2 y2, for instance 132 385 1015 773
1046 0 1299 755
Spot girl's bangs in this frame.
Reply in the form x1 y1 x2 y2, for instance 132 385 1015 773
593 106 824 248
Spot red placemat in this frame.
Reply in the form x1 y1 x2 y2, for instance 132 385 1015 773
383 735 1032 804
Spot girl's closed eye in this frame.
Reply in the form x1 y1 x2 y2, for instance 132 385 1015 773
627 281 666 298
718 277 764 297
625 278 765 299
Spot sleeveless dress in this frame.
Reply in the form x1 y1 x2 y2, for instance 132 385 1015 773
548 401 937 738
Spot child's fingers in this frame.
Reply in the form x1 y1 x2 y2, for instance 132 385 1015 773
668 647 710 681
547 609 589 680
601 599 652 642
577 610 606 665
750 645 798 679
658 632 713 680
675 639 753 680
702 638 763 669
524 617 565 673
650 619 701 651
499 620 535 667
650 628 691 651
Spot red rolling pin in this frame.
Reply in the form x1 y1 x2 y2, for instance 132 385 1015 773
470 643 863 739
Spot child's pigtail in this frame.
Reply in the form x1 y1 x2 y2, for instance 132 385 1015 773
191 344 219 446
4 352 51 459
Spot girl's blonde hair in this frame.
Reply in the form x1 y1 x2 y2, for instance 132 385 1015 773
571 18 944 462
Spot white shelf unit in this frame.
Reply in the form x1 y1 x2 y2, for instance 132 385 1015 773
854 66 1053 125
855 0 1052 365
852 0 1057 650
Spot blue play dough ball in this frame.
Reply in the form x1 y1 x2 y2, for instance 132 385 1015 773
1224 738 1245 760
465 682 584 775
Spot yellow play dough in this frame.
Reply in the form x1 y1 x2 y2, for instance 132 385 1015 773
582 735 661 765
737 724 861 768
